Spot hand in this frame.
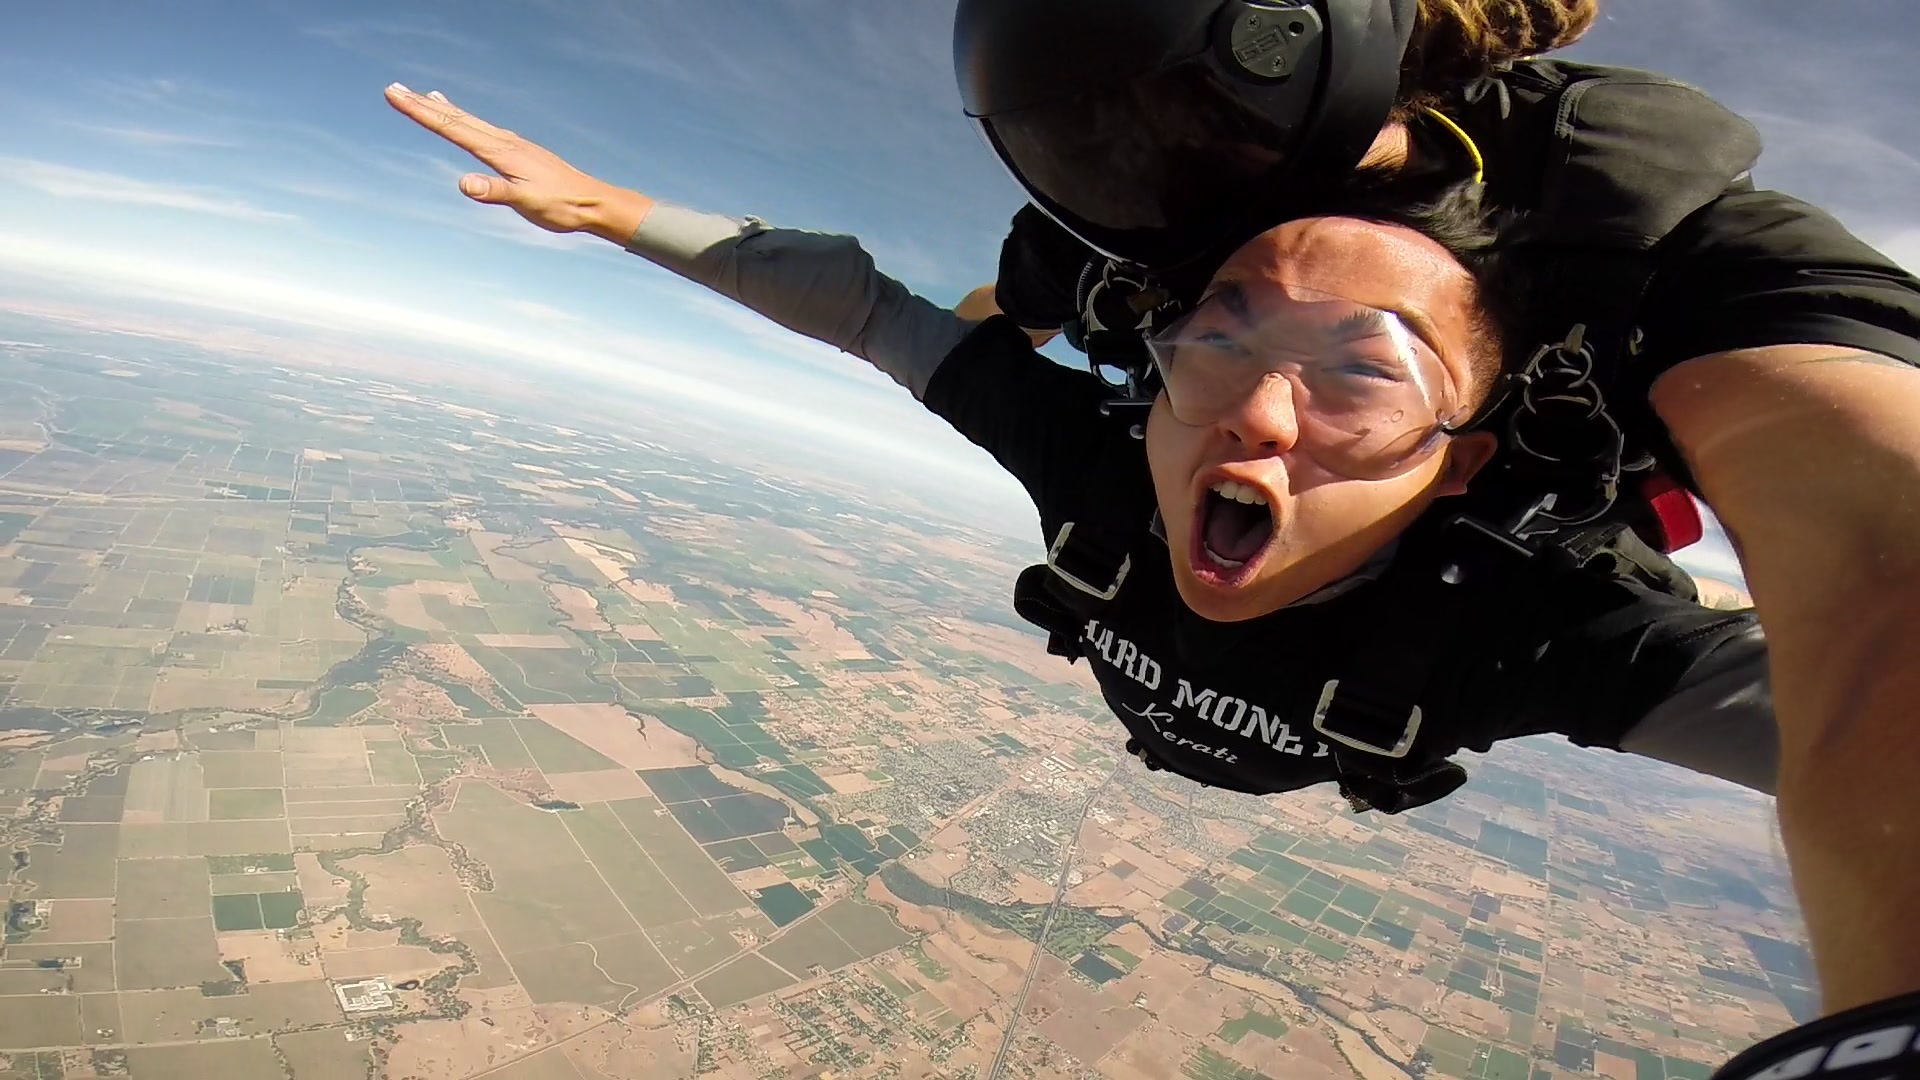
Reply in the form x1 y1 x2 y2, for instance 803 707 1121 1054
954 282 1062 348
383 83 652 242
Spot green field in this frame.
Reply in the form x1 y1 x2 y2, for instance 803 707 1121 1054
211 889 305 931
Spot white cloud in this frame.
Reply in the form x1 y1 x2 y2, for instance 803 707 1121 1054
302 19 487 54
0 229 1008 492
504 299 583 323
6 158 297 223
71 125 238 148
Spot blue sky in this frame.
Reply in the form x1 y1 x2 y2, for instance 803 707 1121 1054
1 0 1915 581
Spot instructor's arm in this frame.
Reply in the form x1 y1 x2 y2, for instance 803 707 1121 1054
382 82 970 400
1655 343 1920 1014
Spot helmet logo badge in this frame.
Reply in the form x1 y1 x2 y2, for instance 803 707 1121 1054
1224 1 1324 81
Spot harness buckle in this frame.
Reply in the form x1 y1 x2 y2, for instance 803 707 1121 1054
1046 521 1132 601
1312 679 1423 759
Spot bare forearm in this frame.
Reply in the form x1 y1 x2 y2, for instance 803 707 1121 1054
1770 590 1920 1012
1656 346 1920 1012
581 183 655 248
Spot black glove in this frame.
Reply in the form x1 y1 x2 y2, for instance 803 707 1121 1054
993 203 1098 331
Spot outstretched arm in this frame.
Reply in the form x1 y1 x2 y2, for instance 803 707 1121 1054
383 83 970 401
384 83 1127 516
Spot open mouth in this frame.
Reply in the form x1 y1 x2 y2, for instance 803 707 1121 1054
1191 478 1276 587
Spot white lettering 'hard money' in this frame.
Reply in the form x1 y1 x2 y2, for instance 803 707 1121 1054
1085 620 1332 760
1083 619 1162 690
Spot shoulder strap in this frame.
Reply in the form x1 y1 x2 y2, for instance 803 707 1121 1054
1011 518 1136 661
1312 512 1548 813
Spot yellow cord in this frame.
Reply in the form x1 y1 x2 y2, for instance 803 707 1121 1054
1421 106 1485 185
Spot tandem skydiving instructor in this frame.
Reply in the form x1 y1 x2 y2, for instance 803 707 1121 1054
383 0 1920 1072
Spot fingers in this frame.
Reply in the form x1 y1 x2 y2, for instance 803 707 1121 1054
459 173 508 204
384 83 516 165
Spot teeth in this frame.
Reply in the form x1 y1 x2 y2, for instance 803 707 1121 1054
1203 543 1245 569
1211 480 1268 507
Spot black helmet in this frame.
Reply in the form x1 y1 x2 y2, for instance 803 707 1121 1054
954 0 1418 270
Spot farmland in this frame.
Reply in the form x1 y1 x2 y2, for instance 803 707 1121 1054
0 315 1801 1078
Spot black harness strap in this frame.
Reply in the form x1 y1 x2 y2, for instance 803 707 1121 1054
1315 246 1666 813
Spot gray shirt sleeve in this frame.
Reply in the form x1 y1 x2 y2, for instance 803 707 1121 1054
1615 623 1777 795
622 204 974 401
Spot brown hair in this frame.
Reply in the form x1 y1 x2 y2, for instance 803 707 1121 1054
1394 0 1601 117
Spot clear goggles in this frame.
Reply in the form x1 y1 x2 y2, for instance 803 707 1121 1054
1144 283 1470 481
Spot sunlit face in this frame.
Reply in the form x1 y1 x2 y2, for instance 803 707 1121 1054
1144 216 1499 623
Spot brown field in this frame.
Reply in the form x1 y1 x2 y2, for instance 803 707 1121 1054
0 994 84 1050
1282 1023 1359 1078
119 819 292 857
814 898 912 957
822 770 879 795
728 865 790 891
7 941 115 993
475 633 573 648
117 981 342 1042
761 915 862 976
371 580 478 632
321 942 448 982
285 797 412 817
469 862 638 954
489 1045 592 1079
549 582 610 632
604 797 750 918
17 823 118 899
554 1007 701 1079
527 703 672 770
125 1038 283 1079
290 812 407 835
123 755 206 824
295 833 388 853
285 784 422 803
543 768 653 803
344 842 516 988
283 726 364 754
150 671 293 712
649 913 766 978
116 856 211 919
40 897 115 942
1031 959 1150 1064
693 951 797 1010
116 916 228 991
82 991 121 1045
384 1000 611 1080
284 750 374 789
276 1027 374 1080
295 851 351 910
558 804 700 929
0 967 65 996
510 932 676 1009
197 750 283 788
218 928 323 983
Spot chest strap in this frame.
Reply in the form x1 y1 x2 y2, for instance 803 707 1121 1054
1015 516 1485 815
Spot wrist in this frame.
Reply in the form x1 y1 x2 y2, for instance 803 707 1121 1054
582 183 656 246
